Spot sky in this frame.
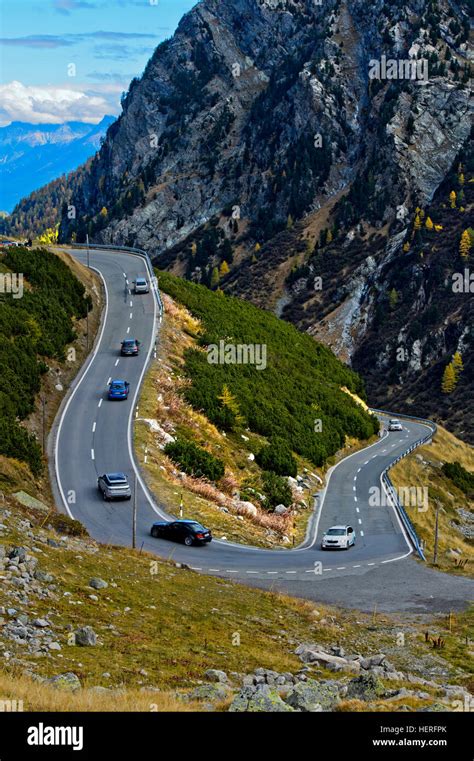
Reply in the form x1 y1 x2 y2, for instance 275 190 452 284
0 0 197 126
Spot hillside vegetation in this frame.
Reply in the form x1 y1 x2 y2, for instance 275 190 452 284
158 272 379 467
0 247 91 474
390 425 474 575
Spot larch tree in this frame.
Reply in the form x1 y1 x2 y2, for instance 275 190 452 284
441 363 457 394
459 229 471 259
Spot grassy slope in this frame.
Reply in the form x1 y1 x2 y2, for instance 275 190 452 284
1 497 472 711
390 425 474 575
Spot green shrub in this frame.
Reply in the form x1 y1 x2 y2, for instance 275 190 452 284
442 461 474 497
48 513 88 537
256 437 297 477
262 471 293 510
164 438 225 482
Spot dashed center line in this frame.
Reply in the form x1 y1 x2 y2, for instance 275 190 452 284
91 449 95 461
129 312 133 320
107 377 111 385
92 422 96 433
98 399 103 408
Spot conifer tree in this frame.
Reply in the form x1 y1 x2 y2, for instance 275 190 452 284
460 229 471 259
441 363 456 394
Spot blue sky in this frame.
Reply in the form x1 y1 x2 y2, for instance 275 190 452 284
0 0 196 125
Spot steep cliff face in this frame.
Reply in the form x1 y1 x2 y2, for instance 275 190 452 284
6 0 473 437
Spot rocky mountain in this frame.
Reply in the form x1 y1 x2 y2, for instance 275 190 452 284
0 116 115 212
5 0 473 438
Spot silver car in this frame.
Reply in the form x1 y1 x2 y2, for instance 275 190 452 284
98 473 132 501
388 419 403 431
134 277 149 294
321 525 356 550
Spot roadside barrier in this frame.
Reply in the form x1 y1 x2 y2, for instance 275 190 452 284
370 408 437 560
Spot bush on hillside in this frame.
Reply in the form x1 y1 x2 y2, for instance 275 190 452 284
262 471 293 510
256 437 297 477
164 438 225 482
442 461 474 497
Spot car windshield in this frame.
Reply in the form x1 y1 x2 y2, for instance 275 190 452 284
327 529 345 536
136 279 146 285
123 340 135 347
111 382 124 389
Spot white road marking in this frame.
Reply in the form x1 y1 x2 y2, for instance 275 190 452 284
337 567 346 570
367 562 375 566
356 507 360 513
226 570 238 573
353 485 356 491
357 467 361 473
358 518 362 525
354 496 358 502
107 377 111 385
267 571 278 575
246 571 258 574
208 568 220 572
354 475 357 482
98 399 103 408
91 449 95 460
130 301 133 307
352 564 361 568
360 530 364 537
126 327 130 334
92 422 96 433
114 359 119 366
190 567 202 571
129 312 133 319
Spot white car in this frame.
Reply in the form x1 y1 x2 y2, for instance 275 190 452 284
134 277 149 294
321 525 356 550
388 419 403 432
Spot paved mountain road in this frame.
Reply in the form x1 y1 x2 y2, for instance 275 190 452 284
50 248 474 614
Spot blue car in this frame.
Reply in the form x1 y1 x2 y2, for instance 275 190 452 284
108 379 130 401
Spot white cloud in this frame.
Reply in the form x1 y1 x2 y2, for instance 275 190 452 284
0 80 122 125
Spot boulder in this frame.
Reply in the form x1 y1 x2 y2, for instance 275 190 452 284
204 669 228 683
89 578 108 590
46 673 81 691
346 673 386 701
74 626 97 647
229 685 295 712
285 679 341 712
190 683 230 702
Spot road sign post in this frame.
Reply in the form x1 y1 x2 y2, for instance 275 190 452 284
132 475 137 549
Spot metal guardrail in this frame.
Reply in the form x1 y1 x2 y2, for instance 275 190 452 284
370 408 437 561
65 242 164 315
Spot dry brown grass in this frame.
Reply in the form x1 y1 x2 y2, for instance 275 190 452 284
0 672 203 712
